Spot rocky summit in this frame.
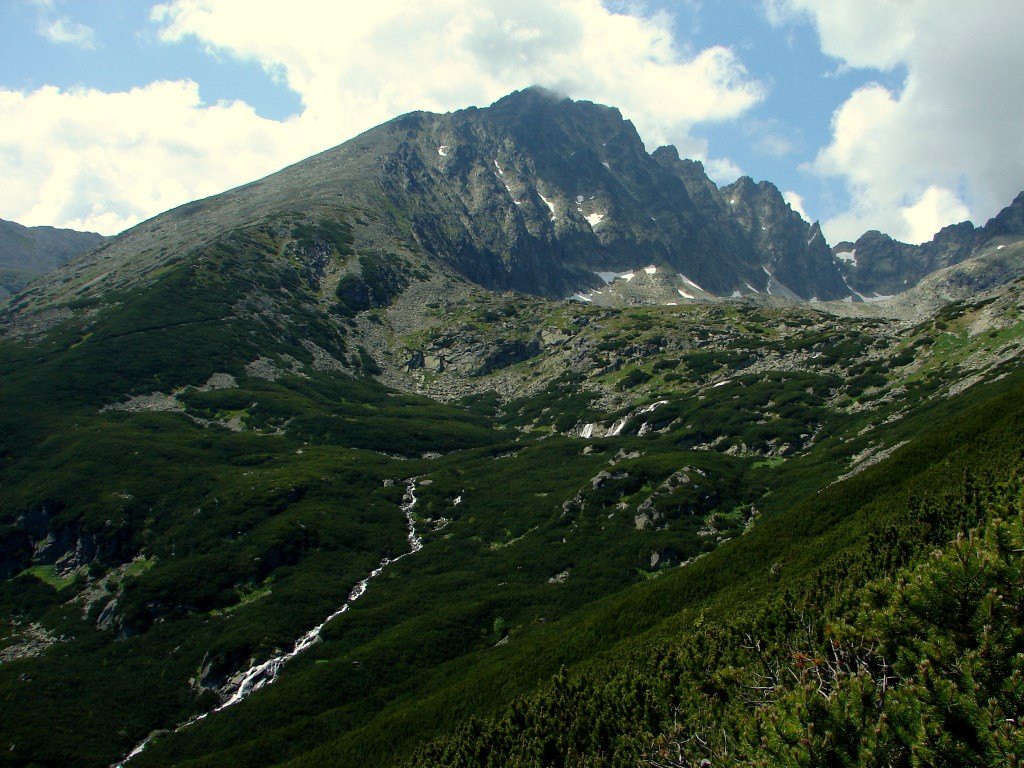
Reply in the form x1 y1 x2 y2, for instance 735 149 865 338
2 89 1024 768
380 87 850 300
834 191 1024 298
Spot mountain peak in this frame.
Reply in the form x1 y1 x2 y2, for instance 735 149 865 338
483 87 626 128
491 85 568 106
651 145 681 163
984 190 1024 237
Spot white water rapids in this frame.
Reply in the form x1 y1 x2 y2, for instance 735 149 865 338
114 478 423 767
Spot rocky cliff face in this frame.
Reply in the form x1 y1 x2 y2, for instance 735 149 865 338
378 87 849 300
836 192 1024 297
656 151 847 300
11 87 1019 319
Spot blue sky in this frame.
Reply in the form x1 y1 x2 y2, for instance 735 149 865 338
0 1 302 119
1 1 1020 244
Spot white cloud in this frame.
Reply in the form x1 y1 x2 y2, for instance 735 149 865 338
704 157 743 185
152 0 764 150
0 0 764 234
900 186 971 243
30 1 98 50
769 0 1024 244
745 119 799 157
782 190 808 221
0 82 294 234
41 16 98 49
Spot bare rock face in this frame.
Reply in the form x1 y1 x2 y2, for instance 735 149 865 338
837 192 1024 297
378 87 850 301
656 151 848 300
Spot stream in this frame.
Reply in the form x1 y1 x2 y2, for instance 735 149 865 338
114 478 423 767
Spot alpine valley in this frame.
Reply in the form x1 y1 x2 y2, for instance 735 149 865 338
2 87 1024 768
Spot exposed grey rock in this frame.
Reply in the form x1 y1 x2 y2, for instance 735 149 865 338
837 192 1024 297
656 151 847 300
0 622 63 664
382 87 848 301
547 569 571 584
541 328 572 345
102 392 184 414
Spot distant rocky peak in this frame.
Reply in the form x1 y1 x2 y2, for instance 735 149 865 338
477 87 637 157
808 221 826 244
651 145 682 163
984 191 1024 238
487 85 574 113
840 191 1024 298
722 176 795 221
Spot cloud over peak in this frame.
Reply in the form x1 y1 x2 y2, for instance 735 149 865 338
0 1 765 235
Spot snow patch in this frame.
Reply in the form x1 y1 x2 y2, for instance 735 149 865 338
643 265 657 275
596 270 635 284
621 271 635 282
580 423 595 439
602 162 610 170
839 272 875 303
730 290 742 298
679 274 707 293
571 292 593 303
836 250 857 266
497 172 516 201
743 282 759 294
438 145 449 157
576 195 584 204
539 192 557 220
494 159 504 175
998 244 1006 250
713 380 731 388
677 288 695 300
665 302 678 306
586 212 605 228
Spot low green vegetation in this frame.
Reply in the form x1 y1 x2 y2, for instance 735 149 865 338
20 565 78 591
2 214 1024 768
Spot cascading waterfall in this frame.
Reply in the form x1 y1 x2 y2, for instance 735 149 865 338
114 478 423 767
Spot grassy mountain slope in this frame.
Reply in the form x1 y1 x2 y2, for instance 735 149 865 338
2 207 1022 766
2 93 1024 768
407 379 1024 767
124 349 1024 768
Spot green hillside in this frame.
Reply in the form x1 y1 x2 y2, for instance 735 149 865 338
2 208 1022 766
2 93 1023 768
